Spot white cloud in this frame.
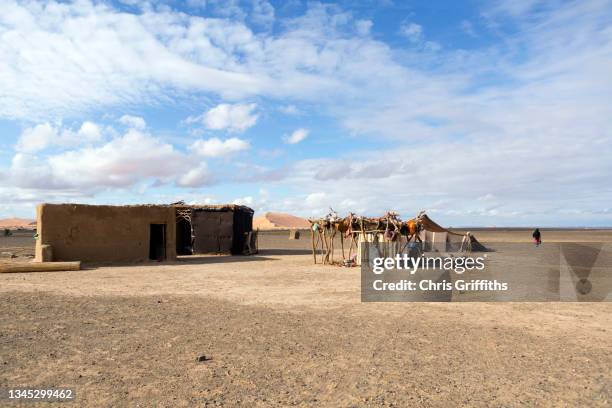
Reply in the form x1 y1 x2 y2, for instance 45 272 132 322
48 129 188 188
202 103 258 132
0 1 263 119
10 129 192 190
478 194 495 201
119 115 146 130
355 19 373 36
251 0 275 27
398 21 440 51
9 152 56 190
400 22 423 42
232 196 253 206
305 192 326 206
77 121 102 142
0 1 413 120
0 1 401 120
284 128 309 144
190 137 250 157
279 104 300 115
303 192 328 213
250 127 612 225
15 121 102 153
485 0 543 18
177 163 213 187
0 184 90 216
207 0 247 20
423 41 441 52
15 123 56 153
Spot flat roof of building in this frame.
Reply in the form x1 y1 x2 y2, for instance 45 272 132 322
39 203 254 214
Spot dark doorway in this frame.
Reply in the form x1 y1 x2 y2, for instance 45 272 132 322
149 224 166 260
176 218 193 255
232 209 253 254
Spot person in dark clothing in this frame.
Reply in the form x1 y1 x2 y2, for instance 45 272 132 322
532 228 542 246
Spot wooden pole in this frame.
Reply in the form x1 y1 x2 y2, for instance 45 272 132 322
323 228 330 264
330 228 336 264
0 261 81 273
316 230 324 264
311 227 316 264
322 228 327 264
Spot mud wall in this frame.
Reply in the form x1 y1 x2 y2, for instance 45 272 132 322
191 210 234 254
36 204 177 263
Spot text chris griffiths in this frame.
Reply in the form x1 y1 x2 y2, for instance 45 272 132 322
373 279 508 292
370 254 509 292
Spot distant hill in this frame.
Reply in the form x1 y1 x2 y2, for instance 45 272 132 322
253 212 310 230
0 218 36 229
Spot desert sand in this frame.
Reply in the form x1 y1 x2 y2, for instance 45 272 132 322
0 229 610 406
0 218 36 229
253 212 310 230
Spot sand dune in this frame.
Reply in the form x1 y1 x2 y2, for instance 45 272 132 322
253 212 310 230
0 218 36 229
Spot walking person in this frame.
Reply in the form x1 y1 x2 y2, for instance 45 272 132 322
532 228 542 246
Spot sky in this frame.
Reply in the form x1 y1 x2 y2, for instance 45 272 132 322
0 0 611 226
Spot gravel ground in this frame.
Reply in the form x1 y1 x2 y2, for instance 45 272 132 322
0 230 610 407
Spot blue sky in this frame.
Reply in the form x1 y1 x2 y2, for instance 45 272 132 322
0 0 611 226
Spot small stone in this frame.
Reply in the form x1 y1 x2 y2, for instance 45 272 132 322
197 355 211 362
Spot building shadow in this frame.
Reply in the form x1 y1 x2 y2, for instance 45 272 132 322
175 254 278 264
81 254 278 268
257 249 313 256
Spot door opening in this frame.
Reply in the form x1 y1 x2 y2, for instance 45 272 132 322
149 224 166 260
176 218 193 255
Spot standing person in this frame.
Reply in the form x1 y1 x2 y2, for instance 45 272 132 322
532 228 542 246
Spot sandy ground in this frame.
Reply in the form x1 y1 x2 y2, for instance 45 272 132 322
0 230 37 261
0 230 611 406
